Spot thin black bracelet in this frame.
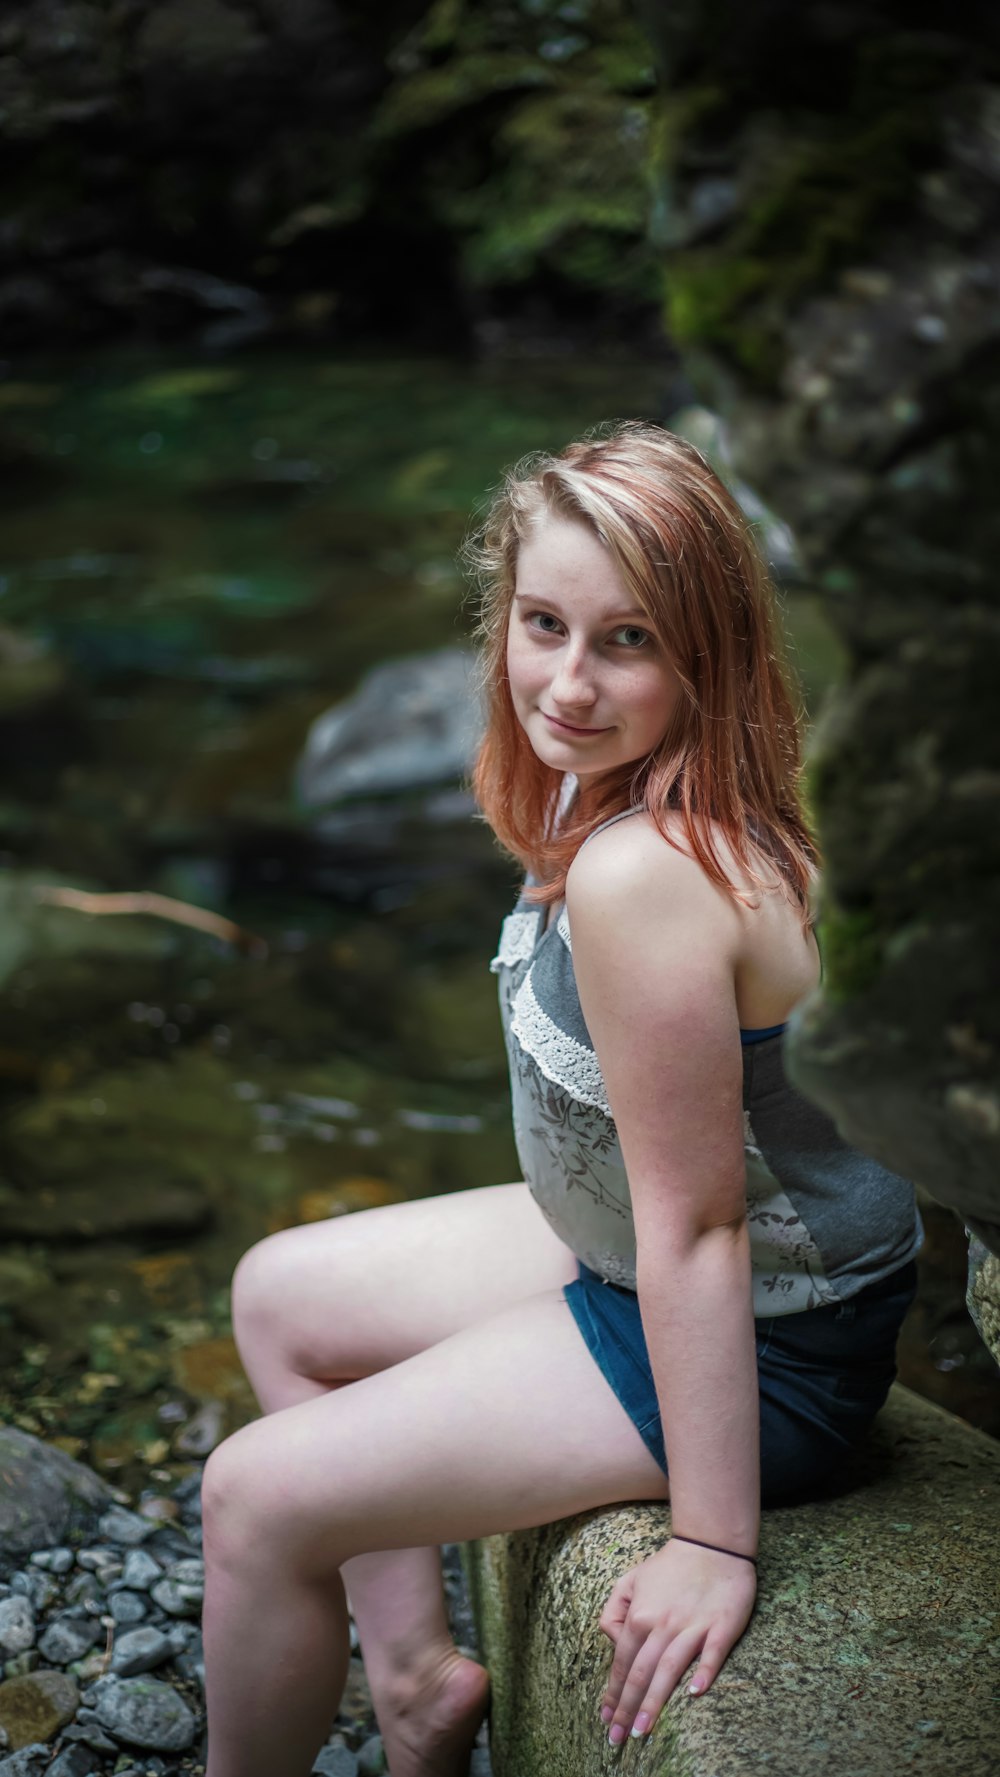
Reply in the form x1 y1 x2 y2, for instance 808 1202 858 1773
671 1534 758 1568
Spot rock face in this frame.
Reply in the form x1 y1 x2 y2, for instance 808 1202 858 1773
464 1387 1000 1776
0 0 660 351
0 0 381 348
0 1431 112 1576
641 2 1000 1350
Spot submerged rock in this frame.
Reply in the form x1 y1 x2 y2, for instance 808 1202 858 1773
0 869 171 996
0 1181 211 1244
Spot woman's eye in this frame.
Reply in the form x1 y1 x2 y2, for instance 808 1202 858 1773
612 625 650 649
528 611 562 634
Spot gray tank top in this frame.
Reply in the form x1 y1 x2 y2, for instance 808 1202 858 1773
492 803 922 1314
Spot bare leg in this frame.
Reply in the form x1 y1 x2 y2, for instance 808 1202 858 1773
203 1288 668 1777
227 1184 579 1775
338 1549 489 1777
236 1322 488 1775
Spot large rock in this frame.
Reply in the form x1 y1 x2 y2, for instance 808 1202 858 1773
295 648 483 810
463 1387 1000 1776
289 644 503 893
0 1430 112 1576
641 2 1000 1353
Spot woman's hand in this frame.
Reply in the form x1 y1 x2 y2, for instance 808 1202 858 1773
597 1539 757 1743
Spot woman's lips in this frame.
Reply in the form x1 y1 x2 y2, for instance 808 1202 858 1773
542 712 611 736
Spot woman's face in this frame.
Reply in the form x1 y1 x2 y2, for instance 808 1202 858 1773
506 513 683 783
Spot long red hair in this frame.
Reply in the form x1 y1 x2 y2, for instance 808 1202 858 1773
463 421 819 923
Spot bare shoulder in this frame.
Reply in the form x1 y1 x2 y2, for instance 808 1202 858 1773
565 811 742 951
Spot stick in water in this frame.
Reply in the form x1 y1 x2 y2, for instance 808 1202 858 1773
32 885 266 953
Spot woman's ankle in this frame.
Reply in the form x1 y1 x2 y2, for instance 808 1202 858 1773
367 1637 474 1710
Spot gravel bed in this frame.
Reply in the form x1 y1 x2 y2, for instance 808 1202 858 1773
0 1469 491 1777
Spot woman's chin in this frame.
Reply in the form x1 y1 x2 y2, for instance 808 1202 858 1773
532 740 610 777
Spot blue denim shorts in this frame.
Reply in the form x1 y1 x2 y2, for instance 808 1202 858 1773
563 1259 918 1505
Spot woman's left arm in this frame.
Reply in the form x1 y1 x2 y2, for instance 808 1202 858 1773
566 824 760 1741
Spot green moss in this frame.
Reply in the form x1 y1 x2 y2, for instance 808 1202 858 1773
651 83 726 165
583 35 658 94
365 0 660 314
426 84 657 298
415 0 467 56
373 53 554 138
815 904 885 1003
666 255 770 349
662 96 940 382
110 368 245 405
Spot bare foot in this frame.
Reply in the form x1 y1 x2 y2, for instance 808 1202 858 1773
374 1649 490 1777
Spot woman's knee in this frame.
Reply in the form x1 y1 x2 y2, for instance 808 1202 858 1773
202 1422 335 1574
230 1228 309 1349
201 1426 264 1563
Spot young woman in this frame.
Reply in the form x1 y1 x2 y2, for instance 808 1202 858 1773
200 424 921 1777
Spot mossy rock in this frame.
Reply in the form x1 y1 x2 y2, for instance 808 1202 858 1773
652 31 949 382
0 1670 78 1753
464 1388 1000 1776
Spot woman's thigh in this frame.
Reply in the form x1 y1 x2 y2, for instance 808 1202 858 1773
231 1182 580 1386
204 1286 669 1574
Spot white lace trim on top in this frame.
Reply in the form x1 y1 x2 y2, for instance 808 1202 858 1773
509 970 612 1117
556 907 572 951
490 912 540 973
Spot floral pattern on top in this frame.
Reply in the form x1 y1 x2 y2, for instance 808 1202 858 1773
493 905 843 1312
744 1112 841 1312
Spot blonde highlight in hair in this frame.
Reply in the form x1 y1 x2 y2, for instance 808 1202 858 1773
462 421 819 924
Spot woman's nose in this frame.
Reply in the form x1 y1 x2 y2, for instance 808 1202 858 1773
551 642 597 706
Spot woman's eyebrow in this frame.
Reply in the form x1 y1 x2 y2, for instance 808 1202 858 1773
511 590 648 621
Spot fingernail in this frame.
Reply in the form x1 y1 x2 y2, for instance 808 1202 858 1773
609 1723 626 1745
688 1677 705 1696
631 1711 651 1738
600 1705 613 1724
